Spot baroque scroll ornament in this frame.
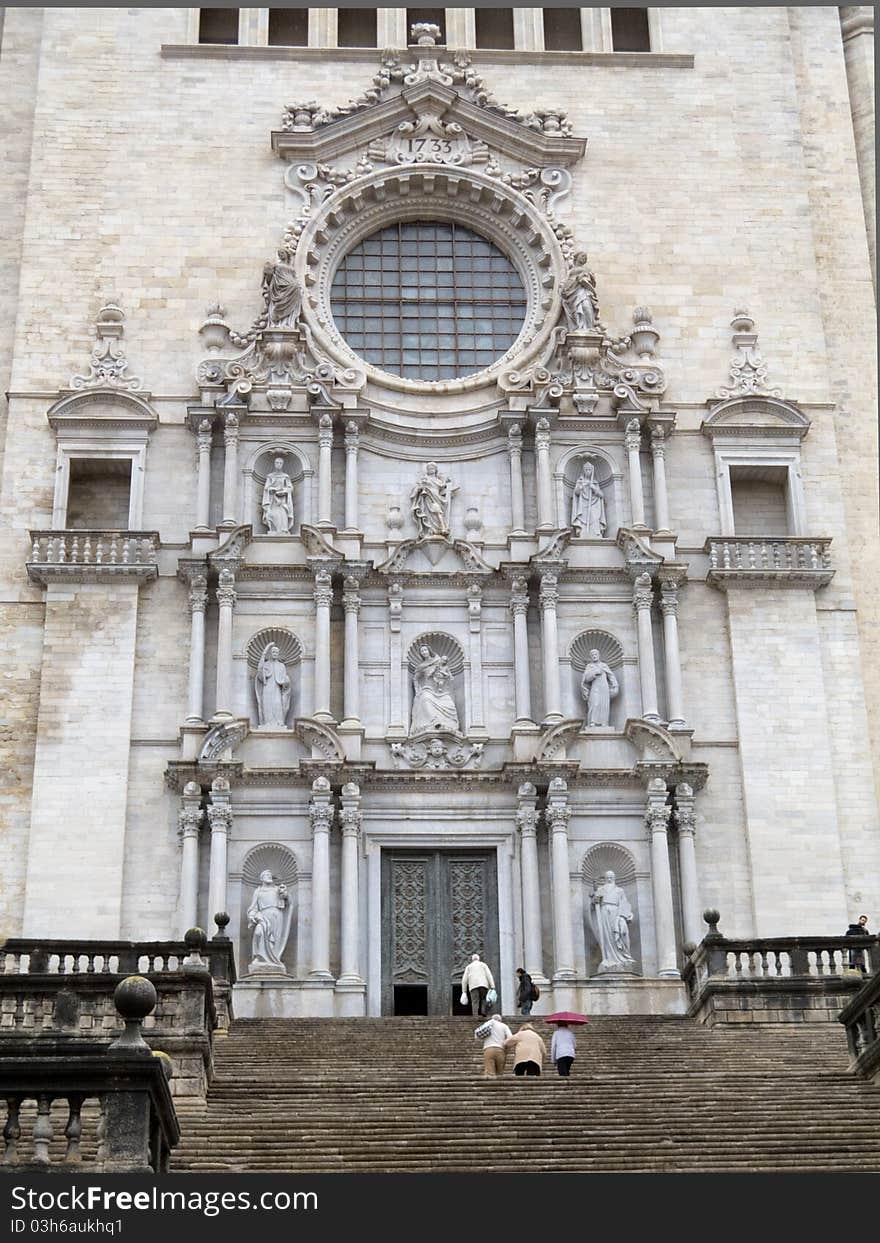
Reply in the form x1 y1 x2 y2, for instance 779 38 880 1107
70 303 143 392
390 736 484 771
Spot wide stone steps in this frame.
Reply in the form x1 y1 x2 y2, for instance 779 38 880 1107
171 1016 880 1173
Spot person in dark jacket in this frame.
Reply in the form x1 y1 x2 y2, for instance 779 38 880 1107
845 914 870 973
516 967 535 1015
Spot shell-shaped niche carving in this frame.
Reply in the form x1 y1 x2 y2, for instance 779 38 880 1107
246 628 303 672
582 842 637 887
406 632 466 676
242 843 299 887
569 630 624 673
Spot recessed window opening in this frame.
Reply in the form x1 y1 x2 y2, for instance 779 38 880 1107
66 459 132 530
268 7 308 46
337 8 377 47
198 8 239 45
611 7 651 52
543 7 583 52
331 221 527 382
406 9 446 44
729 465 790 536
475 8 514 49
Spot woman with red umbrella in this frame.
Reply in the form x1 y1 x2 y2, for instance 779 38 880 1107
545 1012 588 1079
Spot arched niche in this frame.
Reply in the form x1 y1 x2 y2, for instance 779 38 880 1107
239 843 299 976
405 631 467 737
245 628 303 728
554 444 623 537
582 842 642 977
569 630 626 729
242 442 313 534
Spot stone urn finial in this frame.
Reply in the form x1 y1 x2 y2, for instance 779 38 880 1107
109 976 157 1054
213 911 231 940
411 21 441 47
702 908 722 937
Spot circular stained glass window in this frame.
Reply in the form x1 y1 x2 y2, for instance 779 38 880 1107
330 221 527 382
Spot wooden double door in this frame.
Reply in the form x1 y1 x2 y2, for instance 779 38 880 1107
381 850 499 1016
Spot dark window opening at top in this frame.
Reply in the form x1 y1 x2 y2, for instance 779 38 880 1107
198 8 239 45
475 8 514 50
407 9 446 45
338 8 377 48
543 7 583 52
611 8 651 52
268 8 308 47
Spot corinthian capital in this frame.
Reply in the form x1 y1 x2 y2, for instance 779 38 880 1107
632 572 653 612
539 572 559 610
313 568 333 608
624 418 642 454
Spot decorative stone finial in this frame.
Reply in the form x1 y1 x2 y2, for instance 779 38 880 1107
184 927 207 953
109 976 157 1053
199 304 231 354
312 775 331 792
703 908 721 937
70 302 143 392
411 21 441 46
631 307 659 361
716 308 782 399
213 911 231 940
518 782 537 798
183 781 202 799
341 782 360 798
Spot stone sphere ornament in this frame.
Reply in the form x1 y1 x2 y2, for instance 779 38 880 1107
184 926 207 952
110 975 157 1053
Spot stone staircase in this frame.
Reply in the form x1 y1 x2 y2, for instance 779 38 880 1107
172 1016 880 1173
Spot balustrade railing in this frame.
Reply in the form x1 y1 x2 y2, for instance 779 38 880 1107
26 530 160 584
704 536 833 587
684 933 877 1001
838 971 880 1083
0 937 235 986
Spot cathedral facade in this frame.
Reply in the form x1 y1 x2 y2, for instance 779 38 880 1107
0 6 877 1019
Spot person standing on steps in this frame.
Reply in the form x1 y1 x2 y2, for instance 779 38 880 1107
550 1021 576 1078
505 1022 546 1077
845 914 871 973
475 1013 512 1078
461 952 495 1017
516 967 536 1016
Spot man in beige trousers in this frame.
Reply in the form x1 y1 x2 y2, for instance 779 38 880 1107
475 1014 513 1077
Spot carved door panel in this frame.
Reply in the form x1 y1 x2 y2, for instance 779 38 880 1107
382 851 498 1015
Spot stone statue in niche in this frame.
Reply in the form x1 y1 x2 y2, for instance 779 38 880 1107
410 462 458 539
570 460 607 537
561 251 601 332
590 870 637 974
247 869 292 973
581 649 619 728
255 643 292 727
410 644 460 735
262 251 303 328
261 457 295 534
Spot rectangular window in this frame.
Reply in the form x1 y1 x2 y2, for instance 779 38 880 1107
66 459 133 530
268 8 308 46
198 8 239 45
543 7 583 51
475 8 514 50
406 9 446 44
337 8 377 47
611 7 651 52
729 466 790 536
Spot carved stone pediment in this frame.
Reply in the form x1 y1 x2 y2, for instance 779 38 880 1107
299 524 344 561
624 719 684 765
48 389 158 435
292 717 346 762
376 537 494 576
199 719 250 763
209 525 252 568
616 528 663 574
702 396 811 442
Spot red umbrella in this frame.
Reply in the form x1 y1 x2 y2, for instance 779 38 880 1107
543 1011 589 1024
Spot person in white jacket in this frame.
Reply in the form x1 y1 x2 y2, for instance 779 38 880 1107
461 953 495 1016
474 1014 512 1077
550 1022 577 1077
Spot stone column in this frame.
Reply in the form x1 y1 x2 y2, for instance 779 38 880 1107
507 425 526 534
539 571 563 723
213 567 236 719
387 581 405 736
207 776 232 926
312 567 333 722
222 412 239 526
509 576 534 726
516 782 545 982
343 420 360 531
624 418 646 528
309 776 334 979
195 419 213 531
466 583 485 733
650 425 672 534
185 573 208 724
317 414 333 527
534 418 554 530
675 783 702 947
338 782 363 984
177 783 203 935
632 572 660 722
646 778 679 977
341 576 361 728
546 777 575 980
660 576 686 728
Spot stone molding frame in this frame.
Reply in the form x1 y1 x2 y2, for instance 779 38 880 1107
293 165 566 396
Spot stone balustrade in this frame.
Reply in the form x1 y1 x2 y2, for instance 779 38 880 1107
0 935 237 1097
26 529 160 585
838 970 880 1085
704 536 834 589
682 911 876 1025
